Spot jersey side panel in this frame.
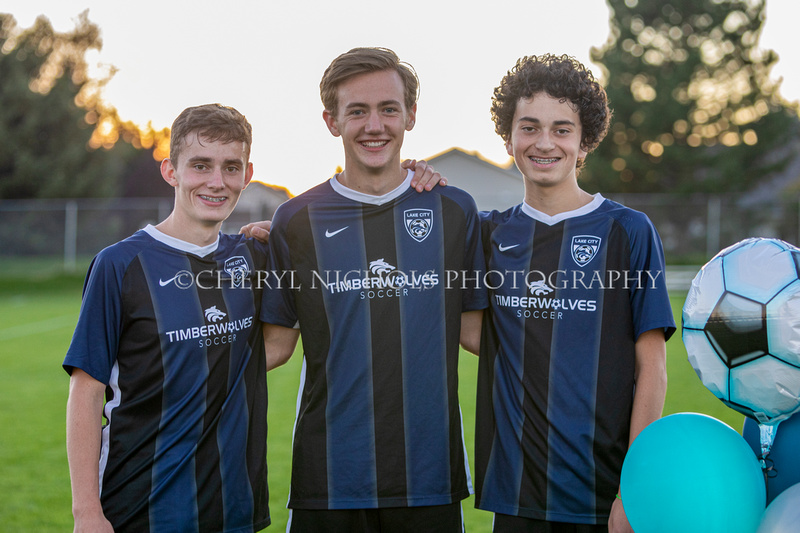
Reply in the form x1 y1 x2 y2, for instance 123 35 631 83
395 194 451 503
309 201 379 507
519 222 561 514
103 250 164 531
213 239 269 531
265 198 333 508
366 203 408 504
544 215 615 520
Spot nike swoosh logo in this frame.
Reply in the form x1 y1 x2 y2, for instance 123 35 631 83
325 226 349 238
498 243 520 252
159 274 180 287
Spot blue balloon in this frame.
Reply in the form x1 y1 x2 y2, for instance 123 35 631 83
757 482 800 533
744 412 800 504
621 413 765 533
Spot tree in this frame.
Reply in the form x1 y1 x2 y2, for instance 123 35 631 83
0 11 168 199
584 0 799 194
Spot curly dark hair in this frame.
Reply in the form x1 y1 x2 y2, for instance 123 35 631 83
491 54 611 160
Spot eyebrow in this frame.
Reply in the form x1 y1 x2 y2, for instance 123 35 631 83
345 99 403 110
518 117 577 127
187 156 244 166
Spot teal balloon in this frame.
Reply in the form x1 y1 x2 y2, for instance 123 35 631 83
757 482 800 533
743 413 800 504
621 413 765 533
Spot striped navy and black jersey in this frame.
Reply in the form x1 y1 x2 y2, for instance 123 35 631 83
64 226 270 533
262 173 488 510
474 195 676 524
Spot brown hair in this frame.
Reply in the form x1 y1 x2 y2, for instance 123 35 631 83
320 47 419 117
491 54 611 165
169 104 253 164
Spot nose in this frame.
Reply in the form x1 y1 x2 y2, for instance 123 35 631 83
207 167 224 189
364 112 383 133
535 131 555 151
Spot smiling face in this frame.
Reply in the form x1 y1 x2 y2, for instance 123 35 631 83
160 133 253 242
323 69 416 180
506 92 587 194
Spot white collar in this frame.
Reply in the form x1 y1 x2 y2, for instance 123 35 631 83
143 224 219 256
520 194 605 225
329 170 414 206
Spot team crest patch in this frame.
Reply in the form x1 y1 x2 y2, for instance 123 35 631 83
571 235 601 267
223 256 250 287
404 209 433 242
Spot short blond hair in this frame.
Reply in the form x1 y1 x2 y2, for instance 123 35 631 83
169 104 252 164
320 47 419 117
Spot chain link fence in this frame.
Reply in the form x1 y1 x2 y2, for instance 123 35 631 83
604 193 800 263
2 193 799 288
0 197 270 272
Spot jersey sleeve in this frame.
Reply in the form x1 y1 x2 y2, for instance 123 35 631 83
461 199 489 312
62 249 126 383
627 212 677 342
249 234 270 271
260 203 299 328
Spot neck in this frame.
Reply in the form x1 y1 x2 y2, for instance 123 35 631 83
523 182 593 217
155 214 221 247
337 166 407 196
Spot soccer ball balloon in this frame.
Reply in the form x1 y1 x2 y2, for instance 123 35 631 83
682 238 800 425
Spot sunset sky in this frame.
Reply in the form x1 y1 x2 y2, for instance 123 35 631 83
4 0 799 195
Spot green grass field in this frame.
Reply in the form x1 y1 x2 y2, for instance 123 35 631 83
0 271 744 532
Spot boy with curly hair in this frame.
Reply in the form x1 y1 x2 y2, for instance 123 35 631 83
468 54 676 532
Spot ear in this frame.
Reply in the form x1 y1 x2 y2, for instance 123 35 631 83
505 139 514 158
405 104 417 131
160 158 178 188
243 162 254 188
323 109 341 137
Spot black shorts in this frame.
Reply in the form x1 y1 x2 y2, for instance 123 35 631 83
493 514 608 533
288 502 464 533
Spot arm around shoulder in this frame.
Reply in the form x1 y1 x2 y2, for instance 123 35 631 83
239 220 271 244
66 368 114 532
263 323 300 371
